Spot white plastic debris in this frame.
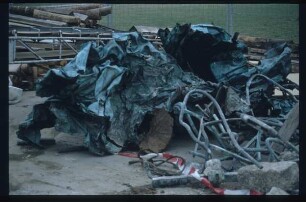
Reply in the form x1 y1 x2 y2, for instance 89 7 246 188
9 76 23 105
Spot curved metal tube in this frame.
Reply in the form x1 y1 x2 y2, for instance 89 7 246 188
179 89 263 168
245 74 298 106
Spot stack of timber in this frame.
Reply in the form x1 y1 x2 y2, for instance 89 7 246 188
238 35 299 73
9 4 112 28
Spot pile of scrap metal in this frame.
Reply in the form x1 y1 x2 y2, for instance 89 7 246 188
17 23 299 192
158 24 299 166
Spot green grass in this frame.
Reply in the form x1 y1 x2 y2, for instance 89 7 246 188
13 3 299 43
100 4 299 43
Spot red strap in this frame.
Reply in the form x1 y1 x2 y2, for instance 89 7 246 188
117 152 138 158
201 177 225 195
250 189 263 195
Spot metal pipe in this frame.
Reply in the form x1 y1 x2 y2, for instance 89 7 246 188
242 147 268 152
237 112 278 137
256 131 262 161
10 58 74 64
210 144 252 164
203 118 242 126
213 114 226 133
265 137 281 161
199 117 211 155
207 125 227 148
9 35 161 42
243 134 258 148
10 36 113 40
180 89 262 168
186 114 199 136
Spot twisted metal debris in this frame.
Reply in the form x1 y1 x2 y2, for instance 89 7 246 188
176 79 299 169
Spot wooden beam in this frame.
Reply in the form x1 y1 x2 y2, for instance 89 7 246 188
74 8 101 20
74 6 111 20
10 6 34 16
30 4 103 9
32 9 80 25
37 4 102 15
98 6 112 16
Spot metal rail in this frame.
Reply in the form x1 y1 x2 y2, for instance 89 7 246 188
9 29 162 64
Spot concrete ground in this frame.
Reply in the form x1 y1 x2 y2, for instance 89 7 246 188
274 73 299 96
9 73 299 195
9 91 212 195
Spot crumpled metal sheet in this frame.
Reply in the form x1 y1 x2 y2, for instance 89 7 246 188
158 23 295 117
158 24 291 89
158 23 248 82
17 32 209 155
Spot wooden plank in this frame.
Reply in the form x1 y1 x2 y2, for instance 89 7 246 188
9 14 68 27
33 9 80 25
238 35 298 52
247 60 259 66
248 48 298 60
272 102 299 153
239 35 292 45
245 54 263 61
98 6 112 16
248 47 266 54
74 7 110 20
16 50 76 60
